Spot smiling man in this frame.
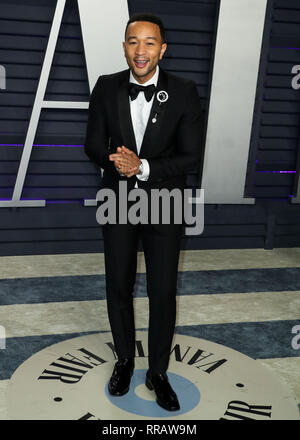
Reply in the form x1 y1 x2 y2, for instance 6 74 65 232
84 13 205 412
123 19 166 83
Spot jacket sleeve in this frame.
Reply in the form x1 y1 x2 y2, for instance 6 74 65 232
84 76 112 169
147 81 204 183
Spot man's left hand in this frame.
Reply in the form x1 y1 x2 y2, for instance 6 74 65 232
109 146 141 178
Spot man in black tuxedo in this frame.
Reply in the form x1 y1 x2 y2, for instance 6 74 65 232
84 13 204 411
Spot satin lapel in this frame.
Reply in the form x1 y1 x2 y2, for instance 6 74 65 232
139 68 169 158
118 70 138 155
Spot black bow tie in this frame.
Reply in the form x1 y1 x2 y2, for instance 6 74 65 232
128 83 156 102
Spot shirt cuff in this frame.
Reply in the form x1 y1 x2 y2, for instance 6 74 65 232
136 159 150 181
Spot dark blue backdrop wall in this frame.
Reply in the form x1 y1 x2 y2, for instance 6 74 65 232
0 0 300 256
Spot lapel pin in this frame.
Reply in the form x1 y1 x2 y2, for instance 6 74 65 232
157 90 168 103
152 90 168 123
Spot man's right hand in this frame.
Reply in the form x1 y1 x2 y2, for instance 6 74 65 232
109 146 141 178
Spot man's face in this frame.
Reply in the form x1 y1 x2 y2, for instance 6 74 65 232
123 21 167 84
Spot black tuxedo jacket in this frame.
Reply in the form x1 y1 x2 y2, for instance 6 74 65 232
84 67 204 196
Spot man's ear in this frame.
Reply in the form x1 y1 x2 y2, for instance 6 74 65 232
159 42 167 60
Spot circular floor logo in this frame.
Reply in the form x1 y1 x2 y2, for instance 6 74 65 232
6 331 299 420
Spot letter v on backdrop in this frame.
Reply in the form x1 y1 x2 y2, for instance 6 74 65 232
0 0 270 208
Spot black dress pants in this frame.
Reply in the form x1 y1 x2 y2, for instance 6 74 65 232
102 220 182 374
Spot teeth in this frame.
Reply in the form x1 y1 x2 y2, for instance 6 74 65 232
134 60 148 68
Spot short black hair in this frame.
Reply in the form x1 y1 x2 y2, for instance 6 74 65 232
125 13 166 43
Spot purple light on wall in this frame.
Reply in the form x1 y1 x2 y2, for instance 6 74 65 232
256 170 296 173
46 200 83 204
0 198 45 201
0 198 84 203
34 144 84 147
270 47 300 50
0 144 23 147
0 144 84 147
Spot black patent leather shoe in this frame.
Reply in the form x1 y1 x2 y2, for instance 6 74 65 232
145 370 180 411
108 358 134 396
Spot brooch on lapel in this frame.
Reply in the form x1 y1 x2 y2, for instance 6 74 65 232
152 90 169 123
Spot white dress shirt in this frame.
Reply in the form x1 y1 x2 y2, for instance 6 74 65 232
129 66 159 187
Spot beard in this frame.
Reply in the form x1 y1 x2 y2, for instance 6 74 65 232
127 58 158 83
